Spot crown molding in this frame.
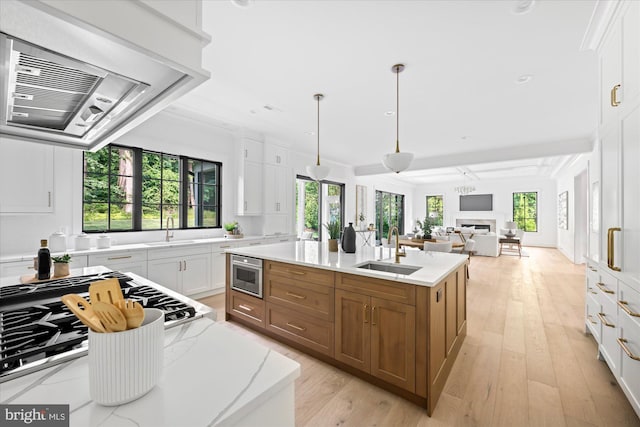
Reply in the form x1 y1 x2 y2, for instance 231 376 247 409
580 0 623 51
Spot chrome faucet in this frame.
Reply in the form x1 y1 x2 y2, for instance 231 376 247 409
388 226 406 264
166 216 174 242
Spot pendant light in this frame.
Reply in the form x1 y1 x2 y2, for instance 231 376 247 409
306 93 330 181
382 64 414 173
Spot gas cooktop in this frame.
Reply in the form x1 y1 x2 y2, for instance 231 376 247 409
0 270 213 383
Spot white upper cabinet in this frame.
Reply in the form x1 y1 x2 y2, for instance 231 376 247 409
622 1 640 106
237 138 263 216
264 143 289 166
0 139 54 213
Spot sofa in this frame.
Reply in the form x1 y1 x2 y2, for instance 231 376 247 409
433 227 499 257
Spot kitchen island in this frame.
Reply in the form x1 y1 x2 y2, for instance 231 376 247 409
225 241 468 415
0 268 301 427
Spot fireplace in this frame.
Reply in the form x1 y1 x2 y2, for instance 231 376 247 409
455 219 496 232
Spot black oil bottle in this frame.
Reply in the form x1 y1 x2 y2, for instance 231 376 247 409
37 239 51 280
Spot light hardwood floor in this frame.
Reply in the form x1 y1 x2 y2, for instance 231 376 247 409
198 247 640 427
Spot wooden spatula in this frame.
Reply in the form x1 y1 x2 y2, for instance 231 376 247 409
89 278 124 305
92 301 127 332
114 299 145 329
61 294 107 333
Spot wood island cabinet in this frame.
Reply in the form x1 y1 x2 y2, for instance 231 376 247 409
225 257 467 415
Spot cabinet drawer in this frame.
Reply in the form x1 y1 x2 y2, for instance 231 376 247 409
147 244 211 261
337 273 416 306
266 303 334 357
599 294 620 376
586 293 602 343
596 270 618 305
89 250 147 266
619 281 640 329
619 313 640 409
265 261 334 287
265 275 334 320
230 290 265 328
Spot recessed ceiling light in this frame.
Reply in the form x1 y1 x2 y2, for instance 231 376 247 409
230 0 253 8
384 111 396 117
249 109 257 114
512 0 535 15
515 74 533 84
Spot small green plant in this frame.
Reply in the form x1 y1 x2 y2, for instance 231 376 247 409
223 221 238 232
416 217 433 237
52 254 72 263
358 212 365 222
324 220 341 240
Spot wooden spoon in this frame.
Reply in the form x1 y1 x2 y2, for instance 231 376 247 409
61 294 107 333
92 301 127 332
89 278 124 305
114 299 145 329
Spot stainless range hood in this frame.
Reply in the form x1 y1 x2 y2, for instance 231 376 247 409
0 0 210 151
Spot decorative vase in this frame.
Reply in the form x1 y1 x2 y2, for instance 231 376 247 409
341 223 356 253
328 239 339 252
54 262 70 277
359 222 367 231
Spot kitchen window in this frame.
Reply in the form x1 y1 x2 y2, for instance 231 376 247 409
295 176 344 241
375 190 405 242
83 145 221 232
425 195 444 226
513 191 537 232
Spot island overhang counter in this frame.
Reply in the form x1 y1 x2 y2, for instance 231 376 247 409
225 241 469 415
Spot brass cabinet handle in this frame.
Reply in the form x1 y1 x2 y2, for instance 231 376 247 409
595 282 615 294
607 227 622 271
286 322 306 332
238 304 253 312
587 314 598 325
287 270 306 276
597 312 615 328
618 338 640 361
363 304 369 323
611 84 621 107
107 255 132 260
587 287 598 295
286 291 306 300
372 306 377 325
618 300 640 317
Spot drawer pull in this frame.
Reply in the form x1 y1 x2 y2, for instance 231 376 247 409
587 314 597 325
220 245 231 248
286 291 306 300
287 270 306 276
249 242 261 246
618 338 640 361
618 300 640 318
363 304 369 323
238 304 253 312
611 84 621 107
286 322 306 332
107 255 132 260
595 282 615 294
597 312 615 328
587 287 598 295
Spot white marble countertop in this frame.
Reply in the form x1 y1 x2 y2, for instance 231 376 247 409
228 241 468 287
0 234 295 263
0 317 301 426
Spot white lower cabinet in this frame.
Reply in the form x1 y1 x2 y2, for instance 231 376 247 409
599 294 621 375
212 242 236 293
88 250 147 277
0 255 88 279
147 245 211 296
619 312 640 412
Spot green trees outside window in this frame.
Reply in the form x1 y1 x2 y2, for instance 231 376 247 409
375 190 404 242
513 192 538 232
295 177 344 241
426 195 444 226
83 144 221 232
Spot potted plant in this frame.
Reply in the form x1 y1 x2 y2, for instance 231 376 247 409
223 221 242 238
416 217 433 240
324 220 341 252
51 253 71 277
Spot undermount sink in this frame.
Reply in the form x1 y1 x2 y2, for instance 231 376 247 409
145 240 196 247
356 261 422 275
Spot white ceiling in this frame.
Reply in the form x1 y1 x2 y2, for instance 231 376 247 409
174 0 598 185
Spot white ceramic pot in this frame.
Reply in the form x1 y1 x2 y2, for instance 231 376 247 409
75 233 92 250
96 235 111 249
49 231 67 252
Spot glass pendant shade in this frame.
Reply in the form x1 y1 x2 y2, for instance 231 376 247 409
307 93 329 181
382 151 414 173
306 164 330 181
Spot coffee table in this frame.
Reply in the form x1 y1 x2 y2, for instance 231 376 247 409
499 237 521 257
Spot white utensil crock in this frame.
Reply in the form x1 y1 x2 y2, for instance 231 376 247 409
75 233 92 250
49 230 67 252
88 308 164 406
96 235 111 249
